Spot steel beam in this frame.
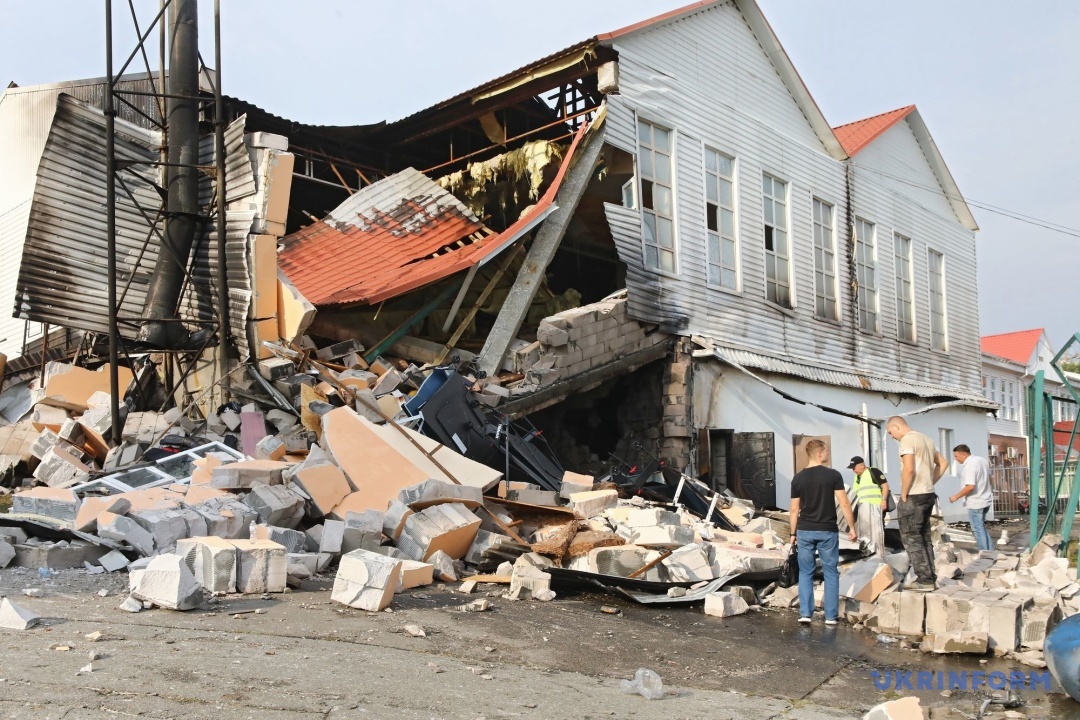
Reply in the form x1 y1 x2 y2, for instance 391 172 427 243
476 123 606 377
1028 371 1045 547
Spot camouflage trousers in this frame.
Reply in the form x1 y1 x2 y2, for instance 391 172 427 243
897 492 937 583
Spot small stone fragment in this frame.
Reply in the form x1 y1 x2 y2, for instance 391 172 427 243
403 624 426 637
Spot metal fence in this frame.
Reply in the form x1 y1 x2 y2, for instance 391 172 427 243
989 462 1029 516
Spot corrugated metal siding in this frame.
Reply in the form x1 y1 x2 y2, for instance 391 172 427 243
602 1 982 397
14 93 258 357
0 75 166 360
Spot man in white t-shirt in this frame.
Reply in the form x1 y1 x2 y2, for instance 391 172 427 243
949 444 994 551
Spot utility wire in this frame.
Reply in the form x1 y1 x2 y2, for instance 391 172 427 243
850 162 1080 239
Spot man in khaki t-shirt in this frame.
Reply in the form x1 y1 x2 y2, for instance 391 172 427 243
887 416 949 591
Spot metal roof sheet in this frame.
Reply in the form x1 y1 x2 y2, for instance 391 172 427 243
709 343 996 409
278 122 588 307
14 93 258 355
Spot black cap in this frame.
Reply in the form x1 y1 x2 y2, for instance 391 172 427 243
847 456 864 470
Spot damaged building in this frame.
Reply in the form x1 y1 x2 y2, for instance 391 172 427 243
0 0 993 514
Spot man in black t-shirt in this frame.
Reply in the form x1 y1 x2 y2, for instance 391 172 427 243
790 439 857 625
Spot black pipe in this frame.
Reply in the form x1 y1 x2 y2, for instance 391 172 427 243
214 0 230 378
139 0 199 348
105 0 121 445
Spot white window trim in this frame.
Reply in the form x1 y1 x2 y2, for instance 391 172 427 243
893 231 917 344
634 112 679 278
761 170 794 309
926 245 949 353
854 216 880 336
701 143 741 294
810 193 840 323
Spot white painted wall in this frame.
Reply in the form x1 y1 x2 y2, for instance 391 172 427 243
693 359 990 511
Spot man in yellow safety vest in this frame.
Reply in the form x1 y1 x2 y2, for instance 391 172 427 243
847 456 890 557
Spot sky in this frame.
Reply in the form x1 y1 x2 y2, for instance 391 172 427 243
2 1 1078 350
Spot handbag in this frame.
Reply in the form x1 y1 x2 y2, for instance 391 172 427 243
884 492 896 513
777 542 799 588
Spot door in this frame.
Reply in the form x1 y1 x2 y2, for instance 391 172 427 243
697 428 734 493
730 432 776 508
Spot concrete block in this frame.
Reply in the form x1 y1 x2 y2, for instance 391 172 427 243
621 508 681 528
922 631 988 654
662 543 715 582
868 592 901 633
839 560 894 603
396 503 481 562
0 542 14 568
569 489 618 518
32 445 91 487
559 471 593 499
704 591 750 618
398 560 434 590
332 549 402 611
0 597 40 629
988 598 1026 653
629 525 694 548
864 697 924 720
98 550 130 572
258 357 295 382
228 539 287 593
177 536 238 594
341 510 384 554
255 435 286 461
210 459 290 489
897 591 926 636
121 411 170 444
288 459 351 518
12 487 80 522
428 550 457 581
317 339 364 362
73 496 131 533
263 525 307 553
510 553 552 598
244 484 305 528
727 585 758 607
97 512 155 556
129 553 204 611
398 479 483 510
128 509 188 554
465 529 511 566
1022 600 1063 650
320 519 345 554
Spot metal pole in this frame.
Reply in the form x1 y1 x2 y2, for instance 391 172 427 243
105 0 122 446
1028 371 1045 547
214 0 229 387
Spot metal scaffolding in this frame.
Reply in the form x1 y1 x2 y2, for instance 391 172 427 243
103 0 229 444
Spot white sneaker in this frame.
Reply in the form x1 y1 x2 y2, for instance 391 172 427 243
798 616 812 624
825 619 838 626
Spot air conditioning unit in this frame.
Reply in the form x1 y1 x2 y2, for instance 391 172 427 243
1006 447 1019 460
989 446 1000 457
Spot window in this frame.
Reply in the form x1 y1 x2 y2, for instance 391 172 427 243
854 218 879 333
1005 381 1016 421
928 249 947 351
762 174 790 307
704 149 737 289
893 234 915 341
939 428 955 473
637 120 675 273
812 198 838 320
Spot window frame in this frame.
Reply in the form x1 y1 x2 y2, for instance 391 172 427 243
702 145 740 293
927 246 949 353
811 196 839 323
854 216 880 335
635 116 678 276
893 232 916 343
761 172 793 309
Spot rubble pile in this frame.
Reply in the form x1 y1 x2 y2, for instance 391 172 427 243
0 333 790 616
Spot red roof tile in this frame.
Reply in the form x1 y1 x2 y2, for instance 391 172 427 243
832 105 915 156
278 122 589 307
981 329 1044 366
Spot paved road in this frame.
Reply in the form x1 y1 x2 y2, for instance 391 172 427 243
0 567 1070 719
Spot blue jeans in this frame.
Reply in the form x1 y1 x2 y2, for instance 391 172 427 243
797 530 840 621
968 506 993 551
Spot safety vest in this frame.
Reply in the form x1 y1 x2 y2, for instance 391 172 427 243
853 468 883 507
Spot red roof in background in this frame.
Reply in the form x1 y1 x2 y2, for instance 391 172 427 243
981 329 1044 366
832 105 915 156
1053 421 1080 453
279 123 589 307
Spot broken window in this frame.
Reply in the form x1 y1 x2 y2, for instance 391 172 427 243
928 248 948 351
811 198 837 320
637 119 676 274
704 148 737 289
855 217 879 333
762 174 790 307
894 233 915 342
